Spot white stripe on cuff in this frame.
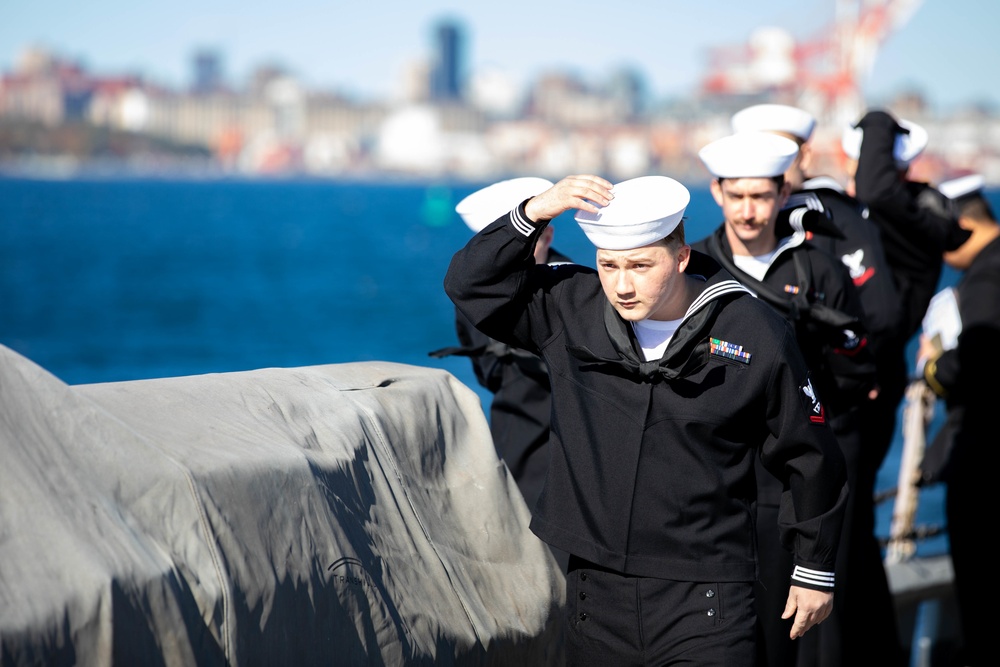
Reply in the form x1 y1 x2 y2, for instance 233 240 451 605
792 565 836 588
510 207 537 237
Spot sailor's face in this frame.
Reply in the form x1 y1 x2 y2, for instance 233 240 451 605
712 177 788 252
596 242 690 322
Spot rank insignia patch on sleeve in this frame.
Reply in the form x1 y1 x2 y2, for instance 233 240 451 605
709 338 751 364
800 378 826 423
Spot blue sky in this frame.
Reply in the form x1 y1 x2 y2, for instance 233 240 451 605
2 0 996 110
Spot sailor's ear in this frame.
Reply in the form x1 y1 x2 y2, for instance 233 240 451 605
677 244 692 273
709 179 724 206
799 143 813 173
779 180 792 206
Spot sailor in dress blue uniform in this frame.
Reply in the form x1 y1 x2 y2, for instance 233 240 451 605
445 170 848 666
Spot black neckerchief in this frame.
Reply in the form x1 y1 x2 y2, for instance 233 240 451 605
567 252 750 383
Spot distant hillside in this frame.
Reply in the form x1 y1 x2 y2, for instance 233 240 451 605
0 119 212 161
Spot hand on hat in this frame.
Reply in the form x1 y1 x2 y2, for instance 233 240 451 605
525 174 614 223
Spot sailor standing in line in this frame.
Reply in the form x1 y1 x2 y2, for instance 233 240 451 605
731 104 901 362
842 110 968 349
917 174 1000 667
729 104 905 667
691 131 876 667
842 114 971 663
430 177 571 571
445 172 848 666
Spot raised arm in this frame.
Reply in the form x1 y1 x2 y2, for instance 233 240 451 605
853 110 968 253
443 174 612 352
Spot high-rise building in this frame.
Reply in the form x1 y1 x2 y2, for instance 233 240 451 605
607 67 648 120
191 49 223 94
430 19 464 102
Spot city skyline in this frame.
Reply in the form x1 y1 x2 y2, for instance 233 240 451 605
3 0 998 110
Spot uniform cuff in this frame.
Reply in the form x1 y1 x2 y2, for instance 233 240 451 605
510 200 546 238
791 565 835 591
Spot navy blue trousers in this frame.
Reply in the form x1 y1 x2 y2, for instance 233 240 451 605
565 557 756 666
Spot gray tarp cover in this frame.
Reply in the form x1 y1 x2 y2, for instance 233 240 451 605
0 344 565 666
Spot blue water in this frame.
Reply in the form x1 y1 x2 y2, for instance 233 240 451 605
0 176 985 556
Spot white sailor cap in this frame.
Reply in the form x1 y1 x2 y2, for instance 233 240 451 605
455 177 553 233
575 175 690 250
938 173 984 201
731 104 816 143
698 132 799 179
841 118 928 168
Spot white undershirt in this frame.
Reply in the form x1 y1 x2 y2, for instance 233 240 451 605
633 317 684 361
732 250 777 281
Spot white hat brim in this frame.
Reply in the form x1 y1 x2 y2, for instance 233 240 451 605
455 177 554 232
575 175 690 250
699 132 799 179
731 104 816 142
841 119 927 166
938 173 984 200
